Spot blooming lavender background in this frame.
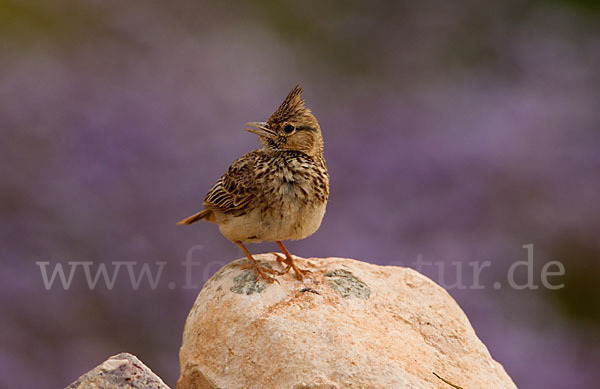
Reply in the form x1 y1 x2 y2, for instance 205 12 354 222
1 1 600 387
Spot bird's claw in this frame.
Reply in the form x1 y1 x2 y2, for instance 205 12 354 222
270 252 311 280
238 261 281 284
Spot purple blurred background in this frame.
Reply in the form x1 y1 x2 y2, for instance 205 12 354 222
1 1 600 387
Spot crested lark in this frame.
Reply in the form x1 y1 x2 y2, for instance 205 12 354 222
178 85 329 282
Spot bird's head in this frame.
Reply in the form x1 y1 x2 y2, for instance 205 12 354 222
245 84 323 156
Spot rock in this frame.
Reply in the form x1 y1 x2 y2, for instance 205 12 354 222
178 255 516 389
66 352 170 389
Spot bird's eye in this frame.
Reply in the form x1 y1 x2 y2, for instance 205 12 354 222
283 124 295 134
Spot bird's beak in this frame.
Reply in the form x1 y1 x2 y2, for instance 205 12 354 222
245 122 276 138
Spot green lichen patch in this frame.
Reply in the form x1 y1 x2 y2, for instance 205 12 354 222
325 269 370 300
230 270 266 295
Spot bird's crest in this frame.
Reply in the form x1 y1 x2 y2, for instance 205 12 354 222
267 84 312 126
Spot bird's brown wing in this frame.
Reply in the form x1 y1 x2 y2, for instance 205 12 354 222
202 151 259 215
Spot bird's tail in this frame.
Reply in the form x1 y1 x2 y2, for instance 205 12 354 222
177 209 213 225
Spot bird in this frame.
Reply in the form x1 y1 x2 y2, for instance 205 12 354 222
177 84 329 283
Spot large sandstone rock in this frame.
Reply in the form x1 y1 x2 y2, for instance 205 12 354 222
66 352 170 389
178 255 515 389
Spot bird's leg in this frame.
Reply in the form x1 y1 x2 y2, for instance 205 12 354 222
235 241 280 284
275 241 312 280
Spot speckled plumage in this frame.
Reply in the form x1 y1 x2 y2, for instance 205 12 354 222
178 85 329 282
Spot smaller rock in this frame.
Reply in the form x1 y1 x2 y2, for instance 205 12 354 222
66 352 170 389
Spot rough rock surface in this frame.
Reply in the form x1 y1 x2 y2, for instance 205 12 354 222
178 255 516 389
66 352 170 389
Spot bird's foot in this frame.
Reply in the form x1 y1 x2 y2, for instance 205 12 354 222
271 252 312 280
234 241 280 284
254 266 280 284
238 261 281 284
271 252 287 266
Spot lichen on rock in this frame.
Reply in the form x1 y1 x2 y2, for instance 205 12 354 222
325 268 370 299
230 269 267 295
